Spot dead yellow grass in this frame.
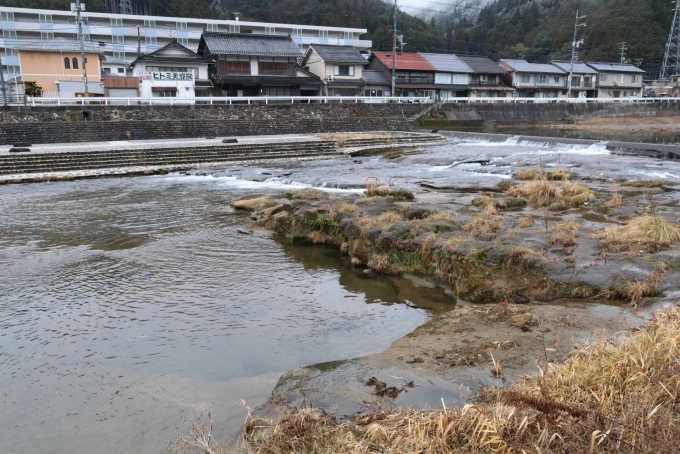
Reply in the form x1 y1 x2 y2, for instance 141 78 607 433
549 221 580 232
423 211 459 224
592 215 680 252
549 231 577 247
316 133 390 147
367 253 403 275
355 217 379 235
339 202 357 212
622 179 672 188
464 205 502 238
506 180 595 209
506 246 548 270
245 305 680 453
513 167 571 181
377 211 402 223
516 216 535 228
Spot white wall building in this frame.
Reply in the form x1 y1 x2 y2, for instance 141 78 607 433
0 6 371 83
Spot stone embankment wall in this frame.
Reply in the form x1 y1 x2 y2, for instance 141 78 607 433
440 101 680 123
0 103 425 144
1 117 411 145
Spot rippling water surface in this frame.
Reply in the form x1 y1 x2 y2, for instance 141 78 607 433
3 137 680 453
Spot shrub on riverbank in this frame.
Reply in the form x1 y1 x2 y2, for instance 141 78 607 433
244 305 680 453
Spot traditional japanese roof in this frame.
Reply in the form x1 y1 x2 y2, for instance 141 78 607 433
457 56 507 74
419 53 472 73
586 62 646 73
550 60 598 74
305 45 368 64
361 70 391 85
131 41 213 66
499 59 566 74
371 52 435 71
199 32 303 57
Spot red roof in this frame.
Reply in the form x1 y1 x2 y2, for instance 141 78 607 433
372 51 435 71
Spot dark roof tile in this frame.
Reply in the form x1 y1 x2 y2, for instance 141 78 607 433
200 32 302 57
309 45 368 64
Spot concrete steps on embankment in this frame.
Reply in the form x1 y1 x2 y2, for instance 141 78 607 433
0 141 340 175
342 133 444 148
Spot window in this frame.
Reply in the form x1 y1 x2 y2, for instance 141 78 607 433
600 73 608 82
112 35 124 44
117 67 124 73
229 24 240 33
344 31 352 39
617 74 625 83
6 66 19 77
5 49 17 57
145 36 157 45
333 65 354 76
72 57 78 69
1 12 14 21
520 74 531 83
259 62 288 75
144 20 155 29
111 18 123 27
2 29 16 39
207 23 218 32
176 22 187 31
365 89 383 97
554 76 560 83
395 72 408 82
265 27 275 35
319 30 328 38
584 76 593 88
292 28 302 37
632 74 640 83
39 14 52 23
41 31 54 40
334 88 357 96
113 51 125 60
153 89 177 98
410 72 431 83
570 75 580 86
177 38 188 46
219 61 250 74
264 87 292 96
536 75 549 84
64 57 70 69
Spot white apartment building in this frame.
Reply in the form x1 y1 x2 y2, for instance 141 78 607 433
0 6 371 82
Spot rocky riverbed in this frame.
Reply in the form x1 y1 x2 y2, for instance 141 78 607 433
230 156 680 418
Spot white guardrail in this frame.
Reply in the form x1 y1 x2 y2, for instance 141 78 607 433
22 96 680 107
26 96 433 106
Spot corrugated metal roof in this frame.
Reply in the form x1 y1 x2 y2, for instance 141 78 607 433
419 53 472 73
309 45 368 64
458 56 507 74
200 32 303 57
362 70 390 85
587 62 646 73
16 38 103 54
551 60 598 74
371 52 435 71
500 59 566 74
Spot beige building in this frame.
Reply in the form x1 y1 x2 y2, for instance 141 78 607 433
17 39 103 96
301 45 368 96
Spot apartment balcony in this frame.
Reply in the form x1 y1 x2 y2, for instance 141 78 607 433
292 36 372 49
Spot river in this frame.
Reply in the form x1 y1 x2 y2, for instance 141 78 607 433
2 135 679 453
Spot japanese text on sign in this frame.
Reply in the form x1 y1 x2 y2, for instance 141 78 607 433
138 71 194 80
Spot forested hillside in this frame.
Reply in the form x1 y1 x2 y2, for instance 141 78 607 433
434 0 671 76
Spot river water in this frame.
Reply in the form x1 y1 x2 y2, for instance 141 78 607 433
2 136 680 453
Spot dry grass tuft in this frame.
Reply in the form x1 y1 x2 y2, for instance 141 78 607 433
516 216 535 228
420 233 438 261
549 231 577 247
592 215 680 252
339 202 357 212
621 280 658 305
367 253 404 275
443 233 473 250
506 180 595 209
464 206 502 238
422 210 459 224
513 167 571 181
549 221 580 232
307 231 327 244
316 132 389 147
245 306 680 453
355 217 379 235
377 211 402 223
506 246 548 270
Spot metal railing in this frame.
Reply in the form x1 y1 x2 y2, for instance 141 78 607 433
440 97 680 104
26 96 433 106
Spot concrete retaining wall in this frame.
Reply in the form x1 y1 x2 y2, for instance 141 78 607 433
441 102 680 123
0 117 412 145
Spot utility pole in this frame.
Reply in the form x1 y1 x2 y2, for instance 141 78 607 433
391 0 397 97
619 42 627 64
72 0 88 97
661 0 680 80
567 10 586 99
0 60 7 107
